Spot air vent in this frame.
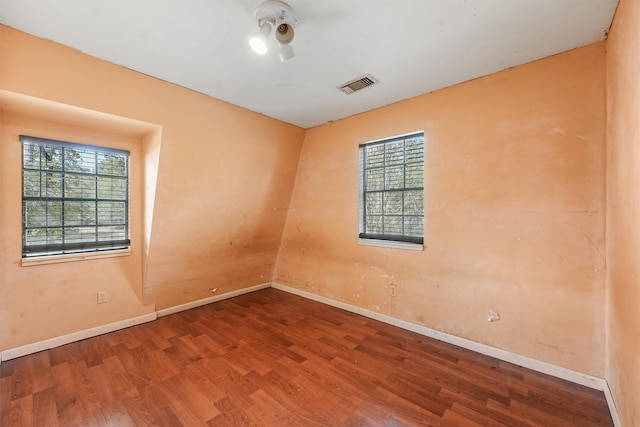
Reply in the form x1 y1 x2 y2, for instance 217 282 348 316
338 74 379 94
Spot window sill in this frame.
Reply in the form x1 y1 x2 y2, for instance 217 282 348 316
358 238 423 251
21 248 131 267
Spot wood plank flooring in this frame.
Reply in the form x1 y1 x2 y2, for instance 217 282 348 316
0 288 613 426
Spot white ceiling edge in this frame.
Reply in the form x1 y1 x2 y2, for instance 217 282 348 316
0 0 619 128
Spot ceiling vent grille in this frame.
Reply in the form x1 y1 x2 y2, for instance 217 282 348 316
338 74 379 94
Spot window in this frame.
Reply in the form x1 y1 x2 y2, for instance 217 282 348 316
21 135 130 258
359 132 424 246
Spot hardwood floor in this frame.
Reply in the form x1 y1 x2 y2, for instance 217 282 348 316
0 288 613 426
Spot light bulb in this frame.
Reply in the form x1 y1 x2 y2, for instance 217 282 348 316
249 23 272 55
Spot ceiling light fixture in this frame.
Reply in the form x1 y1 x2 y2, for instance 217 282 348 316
249 22 272 55
249 0 297 62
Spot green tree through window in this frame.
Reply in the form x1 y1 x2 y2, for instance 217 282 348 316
359 132 424 245
21 135 130 257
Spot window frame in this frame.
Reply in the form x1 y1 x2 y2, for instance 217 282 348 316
20 135 131 259
358 131 425 249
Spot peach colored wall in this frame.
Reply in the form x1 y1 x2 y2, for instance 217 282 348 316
276 43 607 376
0 26 304 352
606 0 640 424
1 110 154 348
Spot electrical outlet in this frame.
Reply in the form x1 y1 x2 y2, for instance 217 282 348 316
97 291 107 304
390 284 397 297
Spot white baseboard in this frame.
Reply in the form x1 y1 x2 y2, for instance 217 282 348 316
603 380 623 427
271 282 606 391
156 283 271 317
0 312 157 363
0 284 271 365
0 281 622 425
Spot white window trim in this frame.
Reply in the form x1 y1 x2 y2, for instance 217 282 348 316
21 248 130 267
358 130 425 248
358 238 423 251
20 135 131 259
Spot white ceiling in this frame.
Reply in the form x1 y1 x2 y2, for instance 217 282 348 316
0 0 619 129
